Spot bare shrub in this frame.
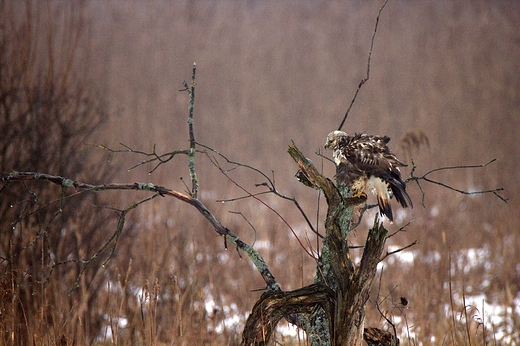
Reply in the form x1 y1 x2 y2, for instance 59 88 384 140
0 2 116 344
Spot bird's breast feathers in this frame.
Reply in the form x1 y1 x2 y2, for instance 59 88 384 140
350 175 390 199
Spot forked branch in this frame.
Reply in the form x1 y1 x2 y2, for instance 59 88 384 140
90 142 190 174
0 171 281 292
407 159 508 206
198 141 323 239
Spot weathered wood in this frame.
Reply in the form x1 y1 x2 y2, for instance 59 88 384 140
364 327 400 346
240 283 334 346
287 144 395 346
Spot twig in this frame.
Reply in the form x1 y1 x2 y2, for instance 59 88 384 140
229 211 258 247
379 240 418 263
373 267 399 343
386 221 411 239
67 194 160 293
198 141 323 239
315 149 334 164
346 203 373 234
216 190 272 203
204 153 318 259
338 0 389 131
90 142 190 174
181 61 199 198
316 148 324 256
407 159 508 206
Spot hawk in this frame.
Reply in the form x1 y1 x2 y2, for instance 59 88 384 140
325 130 412 222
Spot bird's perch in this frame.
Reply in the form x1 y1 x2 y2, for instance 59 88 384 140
287 143 366 209
286 142 398 346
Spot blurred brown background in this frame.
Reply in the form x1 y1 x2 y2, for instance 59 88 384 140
2 0 519 344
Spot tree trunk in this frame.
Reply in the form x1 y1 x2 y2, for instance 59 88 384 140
289 144 390 346
240 144 396 346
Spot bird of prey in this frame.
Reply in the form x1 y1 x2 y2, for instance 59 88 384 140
325 130 412 222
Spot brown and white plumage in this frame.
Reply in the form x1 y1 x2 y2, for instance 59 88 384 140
325 130 412 222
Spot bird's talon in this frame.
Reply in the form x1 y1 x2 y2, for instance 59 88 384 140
354 192 367 199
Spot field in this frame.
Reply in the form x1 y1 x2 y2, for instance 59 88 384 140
1 1 519 345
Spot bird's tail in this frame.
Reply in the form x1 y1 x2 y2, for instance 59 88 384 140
372 176 395 222
376 193 394 222
389 178 413 210
377 179 412 222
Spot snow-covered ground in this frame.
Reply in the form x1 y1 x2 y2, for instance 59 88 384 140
383 245 520 344
99 246 519 344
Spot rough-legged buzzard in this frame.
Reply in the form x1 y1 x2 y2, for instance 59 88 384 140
325 130 412 222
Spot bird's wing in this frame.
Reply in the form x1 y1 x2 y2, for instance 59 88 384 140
342 134 413 209
342 134 396 172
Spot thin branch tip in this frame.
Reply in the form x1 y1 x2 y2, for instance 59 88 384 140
338 0 388 131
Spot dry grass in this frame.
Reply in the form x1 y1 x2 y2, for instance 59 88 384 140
1 0 519 345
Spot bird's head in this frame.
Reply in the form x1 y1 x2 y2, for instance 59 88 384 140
325 130 348 149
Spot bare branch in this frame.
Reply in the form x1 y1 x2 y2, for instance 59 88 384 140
386 221 411 239
346 203 374 234
407 159 508 206
337 0 389 131
216 190 272 203
90 142 190 174
91 64 200 184
196 141 276 189
315 149 334 164
1 171 281 292
198 141 324 239
229 210 258 247
370 268 399 345
68 193 160 293
181 61 199 198
203 152 318 259
379 240 419 263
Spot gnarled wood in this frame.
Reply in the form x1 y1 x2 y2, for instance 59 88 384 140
241 283 335 346
287 144 394 346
